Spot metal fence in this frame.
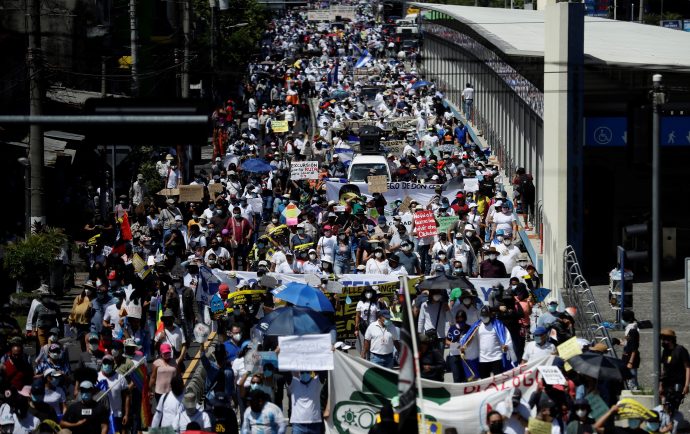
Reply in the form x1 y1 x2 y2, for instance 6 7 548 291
563 245 617 357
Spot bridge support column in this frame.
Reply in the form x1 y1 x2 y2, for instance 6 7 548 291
542 0 584 293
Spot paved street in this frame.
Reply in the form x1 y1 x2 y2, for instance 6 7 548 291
591 278 690 416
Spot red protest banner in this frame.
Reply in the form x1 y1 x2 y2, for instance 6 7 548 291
414 210 438 238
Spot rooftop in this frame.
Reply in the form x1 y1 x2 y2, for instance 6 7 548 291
412 3 690 71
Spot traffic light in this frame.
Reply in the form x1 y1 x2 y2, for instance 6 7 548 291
622 222 649 263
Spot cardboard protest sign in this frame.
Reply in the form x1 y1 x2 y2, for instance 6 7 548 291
157 188 180 196
436 215 459 233
367 175 388 193
178 185 204 202
397 196 412 213
207 183 224 200
271 120 289 133
278 334 334 371
527 418 552 434
414 210 438 238
464 178 479 192
291 161 319 180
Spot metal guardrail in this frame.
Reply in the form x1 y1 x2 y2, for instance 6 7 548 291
563 245 617 357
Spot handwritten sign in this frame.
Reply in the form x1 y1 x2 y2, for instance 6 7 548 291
157 188 180 197
178 185 204 202
414 210 438 238
436 215 459 233
291 161 319 180
208 183 224 200
381 140 406 155
278 334 334 371
367 175 388 193
557 336 582 361
398 196 413 213
527 418 552 434
464 178 479 192
537 366 567 385
271 120 289 133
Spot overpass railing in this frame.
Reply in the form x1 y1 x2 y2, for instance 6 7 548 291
563 245 617 357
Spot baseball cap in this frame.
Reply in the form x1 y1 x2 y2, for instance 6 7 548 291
533 326 548 336
108 270 117 280
323 225 332 231
160 343 173 354
79 380 94 390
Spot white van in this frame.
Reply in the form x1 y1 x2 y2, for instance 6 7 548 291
347 154 392 183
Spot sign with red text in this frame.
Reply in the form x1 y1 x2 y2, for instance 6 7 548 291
291 161 319 180
414 210 438 238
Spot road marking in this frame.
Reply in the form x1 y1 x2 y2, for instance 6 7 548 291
182 331 217 382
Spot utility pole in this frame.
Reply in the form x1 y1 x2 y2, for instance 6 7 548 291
27 0 45 231
181 0 191 99
639 0 644 22
130 0 140 96
101 56 107 97
651 73 665 406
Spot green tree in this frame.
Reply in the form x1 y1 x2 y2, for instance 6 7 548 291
4 228 68 291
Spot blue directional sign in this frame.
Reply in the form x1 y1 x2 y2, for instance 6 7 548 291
661 116 690 147
584 117 628 147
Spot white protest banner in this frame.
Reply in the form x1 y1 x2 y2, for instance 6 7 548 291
325 351 553 434
537 365 567 385
278 334 334 371
291 161 319 180
414 210 438 238
325 181 457 208
307 10 330 20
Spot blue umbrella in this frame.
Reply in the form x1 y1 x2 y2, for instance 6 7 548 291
411 80 432 90
257 306 335 336
272 282 335 312
242 158 273 173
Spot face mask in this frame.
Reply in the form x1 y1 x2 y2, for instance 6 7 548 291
365 293 372 300
31 394 43 403
48 335 58 343
234 214 242 219
548 305 557 313
489 421 504 434
488 254 497 260
89 343 99 352
519 261 528 267
102 364 114 375
629 419 641 429
465 231 473 237
438 253 446 259
481 316 491 324
375 252 383 259
49 352 60 360
647 422 660 432
233 333 242 342
208 259 217 265
576 410 588 418
503 239 512 246
454 267 462 273
81 392 92 402
298 229 305 235
384 319 392 327
309 253 317 260
402 246 412 252
463 298 473 306
432 294 442 302
497 236 504 242
264 370 273 378
272 219 278 224
50 378 60 387
300 373 312 383
250 383 260 391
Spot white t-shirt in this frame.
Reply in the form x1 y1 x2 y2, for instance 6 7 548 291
364 321 399 355
495 400 531 434
494 212 516 233
521 341 556 363
155 325 186 353
103 304 122 338
288 377 323 424
317 236 337 263
477 322 503 363
462 87 475 100
13 413 39 434
44 387 66 416
498 245 521 273
366 258 390 275
97 371 127 417
173 409 212 433
356 300 379 324
151 391 184 428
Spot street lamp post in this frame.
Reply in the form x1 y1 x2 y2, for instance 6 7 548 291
18 157 30 237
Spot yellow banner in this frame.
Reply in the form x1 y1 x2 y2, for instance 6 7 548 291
271 120 289 133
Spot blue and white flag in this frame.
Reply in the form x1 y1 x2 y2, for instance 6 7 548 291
355 50 371 68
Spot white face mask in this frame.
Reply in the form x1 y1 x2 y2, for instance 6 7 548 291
432 294 442 302
503 239 512 246
375 252 383 258
481 316 491 324
365 293 372 300
309 253 317 260
497 236 504 242
576 410 588 418
462 298 472 306
465 231 473 237
488 254 497 260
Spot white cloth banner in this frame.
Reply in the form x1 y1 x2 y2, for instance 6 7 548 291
216 271 508 303
325 181 459 205
325 352 553 434
278 334 334 371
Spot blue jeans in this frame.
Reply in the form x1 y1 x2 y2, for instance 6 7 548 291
292 423 322 434
417 244 431 274
447 355 466 383
464 99 474 122
369 352 394 368
223 367 236 399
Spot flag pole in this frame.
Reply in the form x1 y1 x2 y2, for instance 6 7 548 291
95 357 147 402
399 275 426 432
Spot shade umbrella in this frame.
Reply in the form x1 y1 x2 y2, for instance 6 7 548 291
257 306 335 336
411 80 431 90
567 352 630 382
418 274 474 290
241 158 273 173
272 282 335 312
